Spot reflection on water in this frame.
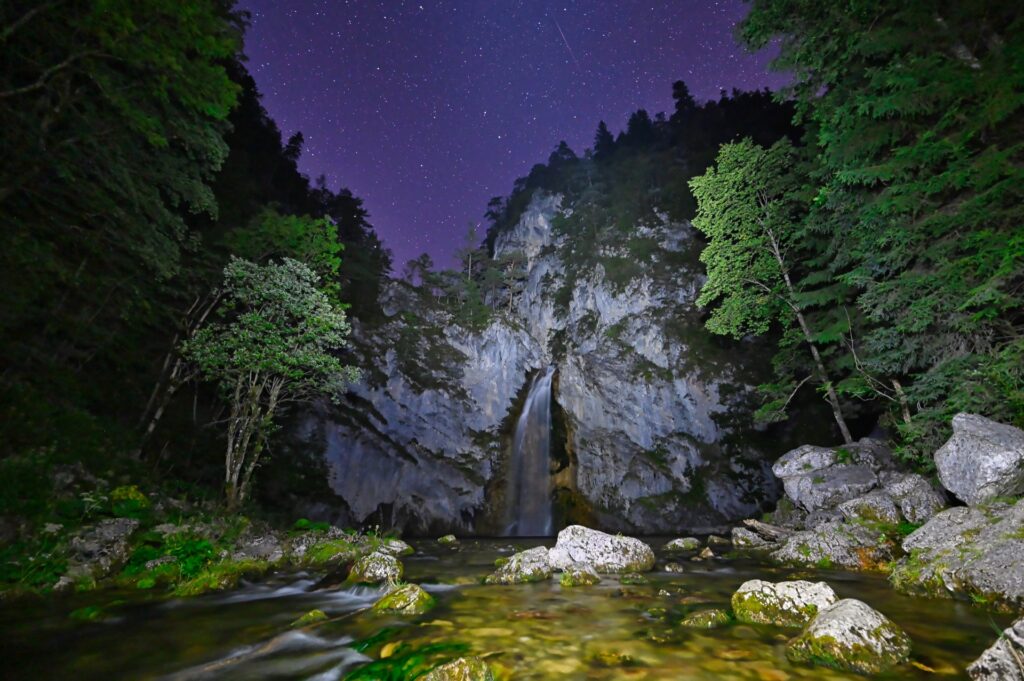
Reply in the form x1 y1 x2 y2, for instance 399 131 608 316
0 538 1010 680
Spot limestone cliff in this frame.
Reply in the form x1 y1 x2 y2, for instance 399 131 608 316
308 192 787 534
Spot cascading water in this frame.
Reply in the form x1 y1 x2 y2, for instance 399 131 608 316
504 366 555 536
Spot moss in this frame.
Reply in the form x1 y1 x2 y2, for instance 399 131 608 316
731 590 820 627
786 623 911 675
172 558 271 597
372 584 435 615
680 608 731 628
291 609 329 627
304 538 359 566
559 568 600 587
619 573 649 585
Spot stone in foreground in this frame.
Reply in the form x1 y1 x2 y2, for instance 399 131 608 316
348 551 403 584
547 525 654 573
731 579 837 627
559 565 600 587
372 583 435 614
935 413 1024 506
484 546 551 584
786 599 911 675
422 657 494 681
967 617 1024 681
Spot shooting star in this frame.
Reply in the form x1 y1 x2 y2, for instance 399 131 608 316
552 18 580 67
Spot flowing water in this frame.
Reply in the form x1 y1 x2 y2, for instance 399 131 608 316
0 538 1010 680
504 366 555 536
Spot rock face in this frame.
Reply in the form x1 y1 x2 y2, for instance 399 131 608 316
305 192 794 534
889 499 1024 607
731 579 838 627
786 599 912 675
547 525 654 573
968 617 1024 681
484 546 552 584
935 413 1024 505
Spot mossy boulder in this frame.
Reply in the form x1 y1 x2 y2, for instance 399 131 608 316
372 583 435 615
349 551 403 585
303 538 360 567
421 657 494 681
380 538 414 556
680 608 731 629
437 534 458 546
291 609 329 627
619 573 649 585
547 525 654 574
484 546 550 584
559 566 600 587
664 537 701 552
786 599 911 675
731 579 837 627
172 559 272 597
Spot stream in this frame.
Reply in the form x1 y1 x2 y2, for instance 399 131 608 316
0 538 1009 680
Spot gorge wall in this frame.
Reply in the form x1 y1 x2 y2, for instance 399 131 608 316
303 192 802 535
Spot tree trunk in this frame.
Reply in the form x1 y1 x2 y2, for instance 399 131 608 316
892 379 912 425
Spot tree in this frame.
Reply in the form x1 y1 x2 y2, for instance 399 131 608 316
497 251 529 313
455 223 485 283
593 121 616 160
742 0 1024 457
181 258 359 508
690 138 854 443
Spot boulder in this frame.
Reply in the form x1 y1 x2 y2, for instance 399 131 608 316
348 552 403 585
772 520 892 570
731 579 837 627
706 534 732 550
786 599 911 674
437 534 458 546
547 525 654 573
380 538 414 556
881 472 947 523
422 657 494 681
935 413 1024 505
837 490 903 525
967 617 1024 681
484 546 551 584
67 518 140 579
372 584 435 614
663 537 701 552
890 499 1024 607
731 527 770 549
232 534 284 563
772 439 894 512
559 565 600 587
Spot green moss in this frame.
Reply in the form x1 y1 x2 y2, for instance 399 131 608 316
680 608 731 628
559 568 600 587
304 538 359 566
291 608 329 627
372 584 435 615
172 559 271 597
786 624 911 674
731 590 820 627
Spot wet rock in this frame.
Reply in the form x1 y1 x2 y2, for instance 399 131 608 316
731 579 838 627
706 534 731 550
664 537 701 552
935 413 1024 506
380 538 414 556
786 599 911 674
372 583 435 614
232 534 284 563
881 472 947 523
663 562 685 573
967 616 1024 680
437 534 458 546
348 551 403 585
547 525 654 573
680 608 731 628
772 439 894 512
484 546 551 584
772 520 891 570
67 518 140 579
731 527 770 549
696 547 715 560
890 499 1024 607
620 573 649 585
291 609 329 627
559 565 600 587
421 657 494 681
837 490 903 525
804 508 844 529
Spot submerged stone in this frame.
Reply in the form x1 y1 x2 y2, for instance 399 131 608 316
680 608 731 628
731 579 837 627
559 565 600 587
484 546 551 584
372 584 435 615
547 525 655 573
290 609 329 627
421 657 494 681
786 598 911 675
619 573 649 585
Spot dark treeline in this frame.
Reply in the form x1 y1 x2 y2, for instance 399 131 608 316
0 1 389 499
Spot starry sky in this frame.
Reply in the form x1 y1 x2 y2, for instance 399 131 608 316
239 1 788 268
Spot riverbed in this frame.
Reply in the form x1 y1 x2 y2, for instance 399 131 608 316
0 538 1009 680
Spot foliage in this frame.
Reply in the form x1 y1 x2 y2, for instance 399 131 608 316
182 257 359 507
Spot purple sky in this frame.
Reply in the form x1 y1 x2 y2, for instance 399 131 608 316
240 1 787 268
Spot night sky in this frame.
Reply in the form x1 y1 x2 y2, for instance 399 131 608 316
240 1 788 268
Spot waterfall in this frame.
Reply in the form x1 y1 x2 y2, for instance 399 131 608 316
505 366 555 536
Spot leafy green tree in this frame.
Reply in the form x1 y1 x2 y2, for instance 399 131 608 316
181 258 359 508
742 0 1024 456
690 138 854 443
